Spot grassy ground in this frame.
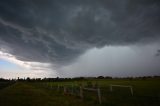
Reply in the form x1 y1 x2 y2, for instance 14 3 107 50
0 82 15 89
0 82 94 106
0 79 160 106
41 79 160 106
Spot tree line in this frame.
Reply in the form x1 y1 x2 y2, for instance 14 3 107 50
0 75 160 82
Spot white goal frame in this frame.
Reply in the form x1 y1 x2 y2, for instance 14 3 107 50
110 84 133 95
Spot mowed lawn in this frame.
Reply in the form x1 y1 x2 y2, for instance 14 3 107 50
0 82 92 106
0 79 160 106
41 79 160 106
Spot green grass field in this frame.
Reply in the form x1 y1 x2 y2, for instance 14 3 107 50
0 79 160 106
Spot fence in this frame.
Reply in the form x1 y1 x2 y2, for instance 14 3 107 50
37 82 134 104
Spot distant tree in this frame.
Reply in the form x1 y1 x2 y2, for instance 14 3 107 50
26 77 31 81
105 76 112 79
97 76 104 79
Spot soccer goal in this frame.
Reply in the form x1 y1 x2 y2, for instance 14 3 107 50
110 84 133 95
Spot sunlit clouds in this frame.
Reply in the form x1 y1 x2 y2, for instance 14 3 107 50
0 50 57 78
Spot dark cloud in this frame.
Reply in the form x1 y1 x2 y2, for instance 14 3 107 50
155 49 160 56
0 0 160 66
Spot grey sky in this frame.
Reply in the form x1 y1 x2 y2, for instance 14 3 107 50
0 0 160 78
60 44 160 77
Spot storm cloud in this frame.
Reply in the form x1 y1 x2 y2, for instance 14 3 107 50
0 0 160 67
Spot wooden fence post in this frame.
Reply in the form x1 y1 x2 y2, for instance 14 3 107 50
64 86 66 94
57 85 60 91
71 84 74 95
80 86 83 99
97 88 102 104
130 86 133 96
110 85 112 92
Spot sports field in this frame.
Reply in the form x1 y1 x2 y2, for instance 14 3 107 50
0 78 160 106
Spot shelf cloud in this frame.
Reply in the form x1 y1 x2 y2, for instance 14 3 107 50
0 0 160 77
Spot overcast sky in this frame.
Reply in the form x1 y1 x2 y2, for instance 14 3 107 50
0 0 160 78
